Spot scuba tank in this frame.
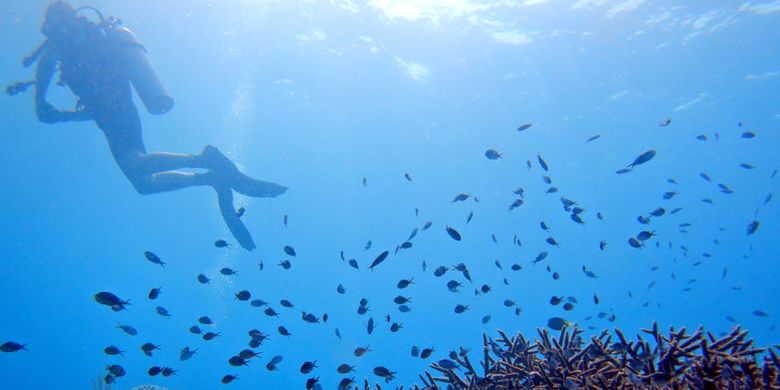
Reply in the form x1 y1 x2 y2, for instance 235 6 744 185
108 27 174 115
9 5 174 115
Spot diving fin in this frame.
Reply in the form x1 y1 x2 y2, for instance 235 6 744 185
201 145 288 199
215 185 256 251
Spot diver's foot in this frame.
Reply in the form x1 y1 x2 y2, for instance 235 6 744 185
199 145 288 198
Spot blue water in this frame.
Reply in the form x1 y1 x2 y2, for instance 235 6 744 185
1 1 779 388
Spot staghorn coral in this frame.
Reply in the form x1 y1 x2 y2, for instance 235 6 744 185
412 322 780 389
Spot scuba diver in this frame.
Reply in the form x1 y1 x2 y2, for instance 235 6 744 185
11 1 286 250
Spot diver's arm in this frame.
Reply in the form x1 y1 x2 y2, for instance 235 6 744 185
34 50 61 123
33 51 92 123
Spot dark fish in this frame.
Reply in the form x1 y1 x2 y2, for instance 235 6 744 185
662 191 677 200
445 226 462 241
390 321 404 332
0 342 27 353
203 332 220 340
696 134 707 141
362 177 367 187
466 211 474 224
420 347 435 359
235 290 251 301
533 251 548 264
582 266 597 278
250 299 266 307
283 245 297 257
156 306 171 317
563 302 574 311
658 118 671 127
399 241 413 250
741 131 756 138
106 364 126 377
517 123 533 131
451 193 471 202
117 324 137 336
739 163 755 169
411 346 420 357
627 149 656 169
367 317 375 334
404 173 413 182
454 304 469 313
214 239 230 248
491 233 498 244
422 221 433 231
753 310 769 317
347 258 359 269
484 149 503 160
221 374 238 384
593 294 600 305
94 292 130 310
197 274 210 284
277 326 291 337
511 263 522 271
599 241 607 251
336 284 346 294
229 356 249 367
264 307 279 317
547 317 566 330
537 154 549 171
368 250 389 270
700 172 711 182
180 346 197 361
397 278 414 289
148 366 162 376
586 134 601 142
364 240 372 250
747 220 760 235
636 231 656 241
616 168 632 174
508 198 524 211
144 251 165 267
219 267 238 276
628 237 643 248
189 325 202 334
235 207 245 217
140 342 160 357
148 287 161 300
373 366 397 382
278 260 291 270
481 314 491 324
433 266 448 277
301 312 319 323
545 237 559 247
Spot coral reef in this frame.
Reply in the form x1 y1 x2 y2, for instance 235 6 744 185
414 323 780 389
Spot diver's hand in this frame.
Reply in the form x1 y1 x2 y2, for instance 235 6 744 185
35 101 63 124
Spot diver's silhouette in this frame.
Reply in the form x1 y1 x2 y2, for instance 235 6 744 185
18 1 286 250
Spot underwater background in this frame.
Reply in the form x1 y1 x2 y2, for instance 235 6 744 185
1 0 779 388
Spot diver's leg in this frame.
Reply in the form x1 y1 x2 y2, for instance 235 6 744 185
215 185 256 251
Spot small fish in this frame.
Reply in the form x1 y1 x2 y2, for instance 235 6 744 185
491 233 498 244
397 278 414 289
364 240 372 250
741 131 756 139
362 177 367 187
148 287 161 300
445 226 462 241
197 274 210 284
104 346 125 356
422 221 433 231
627 149 656 169
484 149 503 160
277 326 291 337
508 198 524 211
354 346 371 357
283 245 297 257
700 172 712 182
586 134 601 142
235 290 251 301
283 214 288 227
300 360 317 374
533 251 548 264
366 317 375 334
454 304 469 313
582 266 597 278
739 163 755 170
221 374 238 384
662 191 677 200
696 134 707 141
404 173 413 182
746 220 760 235
368 250 390 270
658 118 671 127
144 251 165 268
214 239 229 248
517 123 533 131
753 310 769 317
466 211 474 224
547 317 567 330
219 267 238 276
94 292 130 310
348 259 359 269
628 237 643 248
156 306 171 317
278 260 291 270
537 154 549 171
117 324 137 336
